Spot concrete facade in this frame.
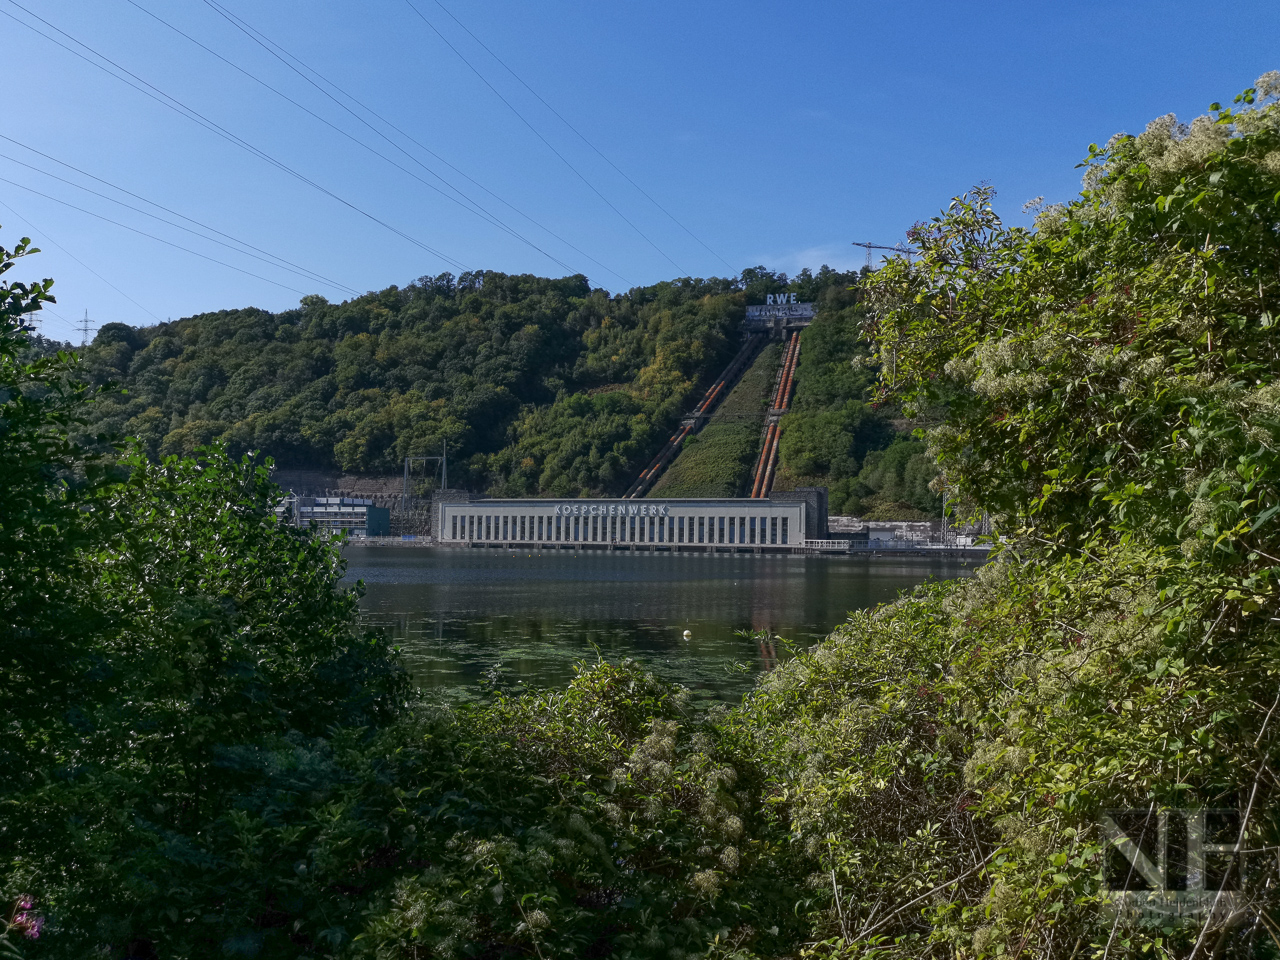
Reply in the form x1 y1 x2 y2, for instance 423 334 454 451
437 494 810 549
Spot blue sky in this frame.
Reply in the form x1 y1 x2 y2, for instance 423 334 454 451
2 0 1274 341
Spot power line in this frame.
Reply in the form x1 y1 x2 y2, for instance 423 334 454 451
430 0 734 273
0 0 470 272
0 197 163 324
191 0 588 279
1 137 361 297
1 132 359 295
0 145 362 296
400 0 687 276
0 176 313 295
33 304 75 339
192 0 633 286
125 0 579 279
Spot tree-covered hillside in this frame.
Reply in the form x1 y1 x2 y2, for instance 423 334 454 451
10 72 1280 960
78 266 870 497
770 299 942 518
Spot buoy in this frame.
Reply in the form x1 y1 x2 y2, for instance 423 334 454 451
682 629 692 640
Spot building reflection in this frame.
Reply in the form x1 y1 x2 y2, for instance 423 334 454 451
756 635 779 671
347 549 979 699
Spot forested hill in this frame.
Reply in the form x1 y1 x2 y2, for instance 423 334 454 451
79 266 863 497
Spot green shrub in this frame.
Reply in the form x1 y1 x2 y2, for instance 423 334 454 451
9 73 1280 960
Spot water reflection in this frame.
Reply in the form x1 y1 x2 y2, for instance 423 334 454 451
345 547 980 703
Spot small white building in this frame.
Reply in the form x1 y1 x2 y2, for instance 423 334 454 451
276 496 391 537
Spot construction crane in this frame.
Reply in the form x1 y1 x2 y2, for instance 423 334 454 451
851 241 913 270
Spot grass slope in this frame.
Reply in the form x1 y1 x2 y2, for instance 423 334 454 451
648 342 779 498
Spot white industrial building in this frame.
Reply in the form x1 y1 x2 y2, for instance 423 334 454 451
276 496 391 537
435 491 828 551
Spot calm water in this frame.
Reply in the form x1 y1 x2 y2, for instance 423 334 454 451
344 546 980 703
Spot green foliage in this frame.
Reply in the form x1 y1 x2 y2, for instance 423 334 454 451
3 228 415 957
78 266 889 501
490 387 659 497
848 438 942 520
12 73 1280 960
78 271 746 495
5 446 414 957
864 82 1280 554
356 660 807 959
0 230 114 837
650 343 780 498
770 279 898 512
820 73 1280 956
737 543 1264 958
78 273 745 496
0 236 802 958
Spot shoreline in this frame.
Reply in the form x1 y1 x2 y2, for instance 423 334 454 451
340 538 992 560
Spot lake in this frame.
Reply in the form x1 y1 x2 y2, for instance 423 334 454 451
344 546 981 703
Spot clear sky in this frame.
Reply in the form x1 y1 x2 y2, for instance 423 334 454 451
2 0 1274 342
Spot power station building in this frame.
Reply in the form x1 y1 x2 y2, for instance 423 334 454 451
434 489 828 551
276 496 391 537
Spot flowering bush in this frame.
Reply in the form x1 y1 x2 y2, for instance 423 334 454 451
1 897 44 958
5 72 1280 959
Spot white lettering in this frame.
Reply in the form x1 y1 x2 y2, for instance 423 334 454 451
629 505 638 516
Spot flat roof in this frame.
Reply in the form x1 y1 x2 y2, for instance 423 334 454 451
441 497 802 505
